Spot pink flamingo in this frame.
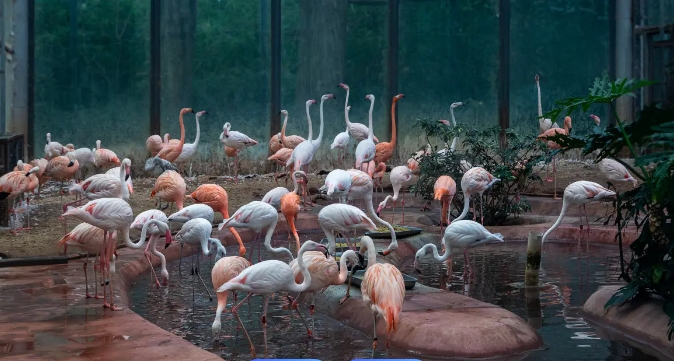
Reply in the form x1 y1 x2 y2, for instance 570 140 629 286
279 110 305 149
267 147 294 186
323 169 351 204
0 166 40 232
150 170 186 211
537 116 572 199
599 158 638 191
44 133 68 160
318 203 376 255
65 158 131 210
93 140 121 170
454 167 501 225
376 165 416 225
355 94 376 171
337 83 379 142
433 175 457 232
219 122 258 183
132 211 173 287
157 108 193 163
45 154 79 205
216 241 328 358
211 255 251 339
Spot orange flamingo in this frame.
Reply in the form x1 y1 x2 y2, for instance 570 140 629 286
269 132 283 153
188 184 246 257
280 110 305 149
0 166 40 232
268 147 294 186
93 140 121 169
150 170 186 211
537 116 572 199
157 108 193 162
211 255 251 339
45 154 80 205
13 160 32 172
434 175 457 232
373 94 404 168
280 171 308 251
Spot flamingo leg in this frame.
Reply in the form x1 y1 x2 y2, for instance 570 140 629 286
480 195 484 225
144 241 161 289
247 232 259 263
194 252 213 301
553 157 560 199
178 242 184 277
371 309 378 356
256 234 263 263
93 253 102 299
261 294 270 354
309 293 316 338
287 294 311 337
232 293 256 357
401 191 406 225
234 154 239 183
339 270 353 304
106 233 123 311
83 254 93 299
584 204 591 243
100 231 108 306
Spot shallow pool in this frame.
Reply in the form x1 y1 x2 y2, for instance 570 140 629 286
130 232 660 360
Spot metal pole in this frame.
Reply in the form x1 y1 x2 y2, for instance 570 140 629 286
69 0 78 109
27 0 34 159
150 0 161 137
615 0 634 122
498 0 510 147
260 0 268 103
269 0 281 155
387 0 399 158
608 0 617 126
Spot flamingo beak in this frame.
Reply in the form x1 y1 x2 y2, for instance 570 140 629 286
67 160 75 167
317 244 329 258
164 230 173 249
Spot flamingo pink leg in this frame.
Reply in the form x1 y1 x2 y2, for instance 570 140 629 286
144 239 161 288
231 293 256 357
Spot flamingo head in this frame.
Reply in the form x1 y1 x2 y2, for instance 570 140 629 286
438 119 450 126
279 109 288 116
180 108 194 114
376 198 388 215
394 93 405 101
413 245 431 273
590 114 600 126
196 110 207 118
122 158 132 180
222 122 231 135
564 116 573 132
306 99 317 106
337 83 349 90
450 102 464 109
535 74 540 82
365 94 374 101
322 94 336 101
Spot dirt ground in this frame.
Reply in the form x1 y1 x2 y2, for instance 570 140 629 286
0 159 619 258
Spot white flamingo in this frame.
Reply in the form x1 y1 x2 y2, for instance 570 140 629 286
318 203 376 255
355 94 376 170
131 210 173 287
337 83 379 142
287 94 335 176
331 105 352 166
219 122 258 182
175 110 207 171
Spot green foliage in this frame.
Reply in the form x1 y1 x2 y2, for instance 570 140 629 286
544 75 674 339
411 120 548 226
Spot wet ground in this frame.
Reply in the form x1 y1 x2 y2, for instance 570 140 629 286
130 233 660 361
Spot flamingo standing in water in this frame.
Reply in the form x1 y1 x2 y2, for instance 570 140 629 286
318 203 376 255
337 83 379 142
288 95 335 179
211 255 251 339
355 94 376 171
413 220 504 279
219 122 258 183
150 170 186 211
280 171 308 251
0 166 40 232
537 116 572 199
433 175 457 232
60 198 139 310
131 211 173 287
93 140 121 170
542 181 616 245
279 110 305 149
175 110 207 173
331 105 352 167
218 201 294 262
58 223 116 299
289 249 360 337
187 184 246 257
454 167 501 225
376 165 415 225
373 94 404 170
216 241 328 358
157 108 193 163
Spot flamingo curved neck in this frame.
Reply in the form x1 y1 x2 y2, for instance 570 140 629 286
209 238 226 260
344 88 351 126
263 219 293 260
337 250 353 283
178 111 186 146
367 97 375 140
305 103 313 140
289 243 314 292
542 200 568 244
365 193 397 253
536 80 543 119
132 219 166 249
449 108 458 151
426 242 451 262
360 237 377 269
281 113 289 142
390 98 398 148
193 116 201 146
291 174 300 194
314 98 326 147
455 195 470 221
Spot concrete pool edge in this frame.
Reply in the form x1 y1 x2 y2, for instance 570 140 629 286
582 285 674 360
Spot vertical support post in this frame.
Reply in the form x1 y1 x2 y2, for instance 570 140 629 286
525 231 542 286
260 0 268 103
387 0 399 157
608 0 617 126
27 0 34 159
149 0 161 138
12 0 29 161
69 0 78 109
269 0 281 154
615 0 634 122
525 287 542 329
0 0 6 135
498 0 510 147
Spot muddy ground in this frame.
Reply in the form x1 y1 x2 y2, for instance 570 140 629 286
0 159 621 258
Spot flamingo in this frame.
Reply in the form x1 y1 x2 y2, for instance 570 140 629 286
69 147 95 181
367 160 387 192
157 108 193 163
267 147 294 186
144 156 179 177
337 83 379 142
93 140 121 169
279 110 305 149
261 184 289 212
146 134 164 156
215 240 328 358
174 218 227 300
433 175 457 231
537 116 573 199
106 160 134 196
322 169 351 204
268 132 283 154
454 167 501 225
437 102 472 172
175 110 207 172
280 171 308 251
288 95 335 178
376 165 416 225
413 220 504 279
223 145 242 179
211 255 251 339
131 211 173 287
535 74 558 134
29 158 49 205
407 144 431 175
219 122 258 183
58 223 116 299
218 201 294 262
187 184 246 257
331 105 352 167
542 181 616 245
168 204 215 224
599 158 638 191
355 94 376 170
44 133 68 160
13 160 32 172
289 249 360 337
318 203 376 255
60 198 137 310
45 154 79 205
373 94 404 169
0 166 40 232
354 235 405 354
150 170 186 211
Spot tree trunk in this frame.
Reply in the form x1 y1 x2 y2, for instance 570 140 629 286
161 0 196 114
295 0 347 103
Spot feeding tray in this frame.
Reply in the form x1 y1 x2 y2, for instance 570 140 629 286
348 269 417 290
365 226 422 239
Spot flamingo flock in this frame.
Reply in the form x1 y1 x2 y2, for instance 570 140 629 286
0 80 633 358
